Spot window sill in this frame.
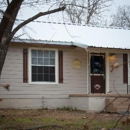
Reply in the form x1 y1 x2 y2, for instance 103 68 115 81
90 74 104 76
29 81 58 85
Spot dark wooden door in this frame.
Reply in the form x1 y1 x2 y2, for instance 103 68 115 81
91 75 105 93
90 53 105 93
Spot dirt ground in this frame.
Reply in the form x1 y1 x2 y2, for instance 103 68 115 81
0 109 129 130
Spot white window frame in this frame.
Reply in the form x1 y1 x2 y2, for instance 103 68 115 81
29 47 58 84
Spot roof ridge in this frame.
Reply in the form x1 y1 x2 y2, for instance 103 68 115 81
15 19 130 30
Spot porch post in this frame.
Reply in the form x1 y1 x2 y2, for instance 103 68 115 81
87 51 89 94
128 53 130 93
105 52 109 93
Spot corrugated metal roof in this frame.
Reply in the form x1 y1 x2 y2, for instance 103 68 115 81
88 46 130 50
14 21 130 49
15 19 130 30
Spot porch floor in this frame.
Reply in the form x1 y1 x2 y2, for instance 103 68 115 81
69 94 130 97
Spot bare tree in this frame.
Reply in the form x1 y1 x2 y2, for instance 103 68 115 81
0 0 66 78
110 5 130 28
63 0 113 25
0 0 114 80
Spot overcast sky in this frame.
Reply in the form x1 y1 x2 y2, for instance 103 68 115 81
17 0 130 21
111 0 130 12
114 0 129 6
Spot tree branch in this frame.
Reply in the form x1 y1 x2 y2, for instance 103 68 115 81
0 83 10 90
7 6 65 42
7 0 10 5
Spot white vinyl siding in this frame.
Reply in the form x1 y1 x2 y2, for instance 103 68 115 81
109 53 127 94
0 44 87 100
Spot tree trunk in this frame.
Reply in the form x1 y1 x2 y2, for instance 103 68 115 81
0 0 24 77
0 45 8 76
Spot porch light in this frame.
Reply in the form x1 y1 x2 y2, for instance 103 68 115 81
109 53 115 57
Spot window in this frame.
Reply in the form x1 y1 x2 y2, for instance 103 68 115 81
29 48 58 84
91 55 104 74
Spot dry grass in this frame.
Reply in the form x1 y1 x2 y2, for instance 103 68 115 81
0 109 129 130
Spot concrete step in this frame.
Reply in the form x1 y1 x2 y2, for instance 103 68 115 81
105 105 116 112
106 98 130 104
106 105 130 113
113 101 130 106
105 98 130 113
116 106 130 113
106 101 130 107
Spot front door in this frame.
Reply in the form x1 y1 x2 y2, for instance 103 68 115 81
90 53 105 93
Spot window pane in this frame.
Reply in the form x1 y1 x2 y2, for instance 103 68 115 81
91 55 104 74
38 50 43 57
44 74 49 81
38 66 43 73
50 51 55 57
32 74 37 81
44 50 49 57
50 58 55 65
50 67 55 74
32 66 37 73
44 66 49 73
32 50 37 57
38 58 43 65
32 58 37 64
38 74 43 81
50 75 55 82
31 49 56 83
44 58 49 65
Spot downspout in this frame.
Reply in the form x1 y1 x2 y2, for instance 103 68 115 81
85 47 89 94
127 53 129 94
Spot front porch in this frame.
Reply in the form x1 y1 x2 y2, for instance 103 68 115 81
69 94 130 112
86 49 130 94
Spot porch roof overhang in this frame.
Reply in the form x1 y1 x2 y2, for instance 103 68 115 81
11 39 88 49
87 46 130 53
11 38 130 52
